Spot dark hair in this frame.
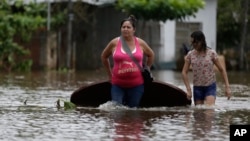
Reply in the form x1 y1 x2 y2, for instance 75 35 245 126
120 15 137 29
191 31 207 52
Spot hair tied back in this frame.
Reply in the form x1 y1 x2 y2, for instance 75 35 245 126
128 15 137 23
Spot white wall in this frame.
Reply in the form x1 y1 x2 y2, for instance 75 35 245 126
159 21 176 62
160 0 217 63
185 0 217 50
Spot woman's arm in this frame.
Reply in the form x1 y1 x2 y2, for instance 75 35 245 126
182 57 192 100
138 38 154 68
214 58 231 100
101 38 117 80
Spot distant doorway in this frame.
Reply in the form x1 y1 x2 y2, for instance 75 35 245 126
175 22 202 70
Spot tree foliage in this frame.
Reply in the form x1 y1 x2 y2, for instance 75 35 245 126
217 0 242 50
217 0 250 70
115 0 205 21
0 0 66 72
0 0 46 71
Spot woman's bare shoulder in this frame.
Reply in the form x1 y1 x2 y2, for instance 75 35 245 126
136 37 145 43
135 37 148 48
109 37 119 45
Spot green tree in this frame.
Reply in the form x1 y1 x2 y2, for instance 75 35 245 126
115 0 205 21
217 0 249 70
0 0 66 72
217 0 241 51
115 0 205 43
0 0 46 71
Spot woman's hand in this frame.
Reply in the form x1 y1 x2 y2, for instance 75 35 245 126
186 89 192 100
225 86 231 100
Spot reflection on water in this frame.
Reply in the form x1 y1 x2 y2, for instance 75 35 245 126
0 70 249 141
192 109 215 140
107 110 144 141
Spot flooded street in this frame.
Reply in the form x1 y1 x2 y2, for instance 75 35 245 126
0 70 249 141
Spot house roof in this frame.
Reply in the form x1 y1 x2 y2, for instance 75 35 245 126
23 0 116 6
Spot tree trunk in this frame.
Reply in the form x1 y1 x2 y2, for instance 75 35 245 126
67 0 73 69
239 0 249 70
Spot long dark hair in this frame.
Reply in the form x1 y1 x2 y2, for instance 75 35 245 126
120 15 137 29
191 31 207 52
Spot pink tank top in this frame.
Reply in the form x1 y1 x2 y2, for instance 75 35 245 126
112 37 144 87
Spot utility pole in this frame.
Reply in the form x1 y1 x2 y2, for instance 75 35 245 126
47 0 51 31
239 0 249 70
67 0 74 69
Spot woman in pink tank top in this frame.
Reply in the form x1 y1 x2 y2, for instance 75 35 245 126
101 15 154 108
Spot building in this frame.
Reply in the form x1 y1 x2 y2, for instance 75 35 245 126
21 0 217 70
159 0 217 70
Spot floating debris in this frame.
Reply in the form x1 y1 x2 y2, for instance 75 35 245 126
55 99 76 110
24 99 27 105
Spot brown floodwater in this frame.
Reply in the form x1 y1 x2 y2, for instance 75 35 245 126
0 70 249 141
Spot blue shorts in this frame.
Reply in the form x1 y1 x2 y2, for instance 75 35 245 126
193 82 216 101
111 84 144 108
